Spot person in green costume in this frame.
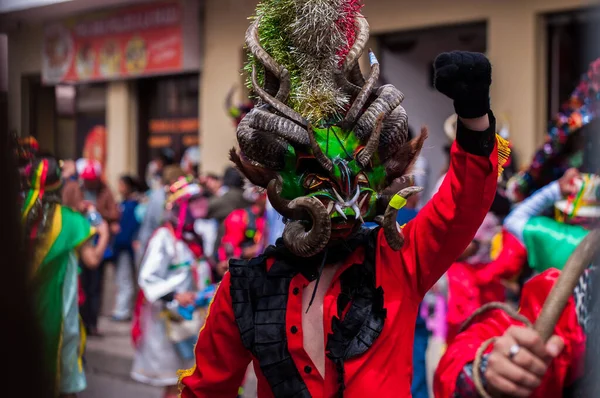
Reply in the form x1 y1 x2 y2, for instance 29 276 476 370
21 155 110 398
503 168 599 274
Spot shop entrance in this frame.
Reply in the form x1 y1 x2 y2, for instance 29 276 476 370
377 22 487 199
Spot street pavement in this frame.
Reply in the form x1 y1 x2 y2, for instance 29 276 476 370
81 372 162 398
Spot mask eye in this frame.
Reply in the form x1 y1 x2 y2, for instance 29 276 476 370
303 174 324 190
356 172 369 186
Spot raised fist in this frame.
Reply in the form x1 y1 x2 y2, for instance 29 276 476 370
434 51 491 119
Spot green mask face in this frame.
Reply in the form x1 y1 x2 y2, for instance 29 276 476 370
231 4 425 257
278 125 386 238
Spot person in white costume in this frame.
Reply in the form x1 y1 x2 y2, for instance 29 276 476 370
131 178 212 398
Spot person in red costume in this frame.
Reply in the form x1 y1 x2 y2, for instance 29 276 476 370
434 173 600 398
179 46 503 396
434 266 593 398
215 189 267 278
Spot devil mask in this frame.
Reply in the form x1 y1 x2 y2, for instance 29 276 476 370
231 0 427 257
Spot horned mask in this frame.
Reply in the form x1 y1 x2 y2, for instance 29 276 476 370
231 0 427 257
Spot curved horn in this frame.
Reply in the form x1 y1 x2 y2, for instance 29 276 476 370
343 51 380 128
237 116 288 170
246 19 290 102
248 108 309 145
266 178 309 221
355 85 404 140
348 62 366 87
357 112 384 167
307 123 334 172
252 65 308 128
283 197 332 257
382 186 423 250
342 16 370 74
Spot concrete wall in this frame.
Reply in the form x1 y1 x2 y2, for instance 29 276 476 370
199 0 590 174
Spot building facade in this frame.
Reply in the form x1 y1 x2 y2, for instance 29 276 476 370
2 0 596 181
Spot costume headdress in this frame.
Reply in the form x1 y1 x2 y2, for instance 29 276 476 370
555 173 600 221
21 157 63 243
231 0 426 257
166 177 203 240
508 57 600 202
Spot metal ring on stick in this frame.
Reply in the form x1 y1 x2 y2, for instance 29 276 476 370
471 229 600 397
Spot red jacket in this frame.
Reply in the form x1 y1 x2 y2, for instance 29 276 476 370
435 269 586 398
180 139 498 398
446 230 528 343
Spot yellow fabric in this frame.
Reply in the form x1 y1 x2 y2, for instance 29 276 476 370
31 206 63 276
78 316 87 373
389 194 407 210
490 231 503 261
496 134 511 177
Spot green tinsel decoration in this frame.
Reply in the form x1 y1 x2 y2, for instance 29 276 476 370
244 0 352 124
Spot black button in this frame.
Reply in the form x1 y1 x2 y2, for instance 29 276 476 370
304 365 312 374
291 326 298 334
292 287 300 295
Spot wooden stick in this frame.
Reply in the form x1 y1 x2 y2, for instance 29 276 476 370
534 229 600 342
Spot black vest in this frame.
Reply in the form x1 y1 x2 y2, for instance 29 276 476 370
229 228 387 397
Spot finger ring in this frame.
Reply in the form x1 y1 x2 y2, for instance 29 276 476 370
508 344 520 360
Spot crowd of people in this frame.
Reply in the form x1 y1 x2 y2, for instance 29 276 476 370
13 1 600 398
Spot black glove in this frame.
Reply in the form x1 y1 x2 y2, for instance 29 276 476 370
434 51 491 119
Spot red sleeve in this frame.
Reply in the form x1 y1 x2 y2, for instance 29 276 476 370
218 210 248 261
434 269 586 398
179 272 252 397
397 138 498 296
475 229 528 285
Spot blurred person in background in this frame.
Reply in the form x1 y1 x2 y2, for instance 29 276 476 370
146 148 176 191
111 175 144 322
181 146 201 180
65 158 119 337
4 136 50 397
137 165 186 255
214 186 267 279
206 166 250 223
131 178 212 398
265 198 286 246
20 154 110 397
200 173 222 197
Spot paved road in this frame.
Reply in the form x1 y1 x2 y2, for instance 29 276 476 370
81 372 162 398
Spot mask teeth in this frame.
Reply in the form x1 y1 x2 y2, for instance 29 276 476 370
352 204 364 224
327 201 335 215
332 187 345 204
346 187 361 207
358 192 369 209
335 203 347 220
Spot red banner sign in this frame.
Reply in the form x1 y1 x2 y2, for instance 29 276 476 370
43 1 183 83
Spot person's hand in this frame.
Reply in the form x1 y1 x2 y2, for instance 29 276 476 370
96 220 109 239
216 260 229 277
434 51 492 119
485 326 564 397
558 168 580 197
132 240 141 252
174 292 197 307
110 222 121 235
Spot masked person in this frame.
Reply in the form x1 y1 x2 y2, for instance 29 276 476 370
21 155 110 397
131 178 212 398
434 170 600 398
179 1 507 396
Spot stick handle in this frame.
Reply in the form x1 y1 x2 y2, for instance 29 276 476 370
534 229 600 342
